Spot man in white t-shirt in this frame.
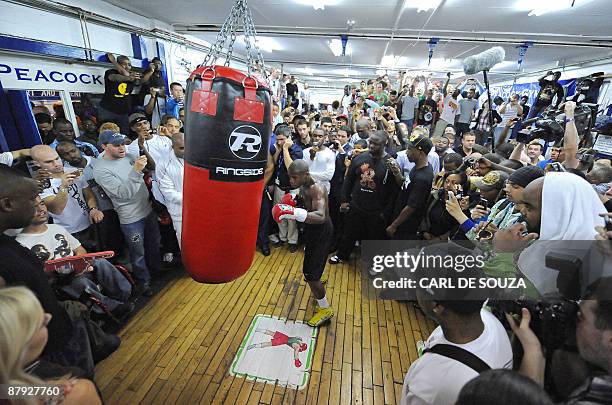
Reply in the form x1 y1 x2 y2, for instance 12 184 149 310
126 113 173 166
16 196 132 318
30 145 103 244
433 73 460 137
401 262 512 405
302 128 336 194
269 67 281 103
494 94 523 144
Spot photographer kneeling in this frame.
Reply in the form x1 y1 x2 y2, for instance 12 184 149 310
507 276 612 403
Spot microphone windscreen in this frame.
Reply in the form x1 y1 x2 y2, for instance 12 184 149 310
463 47 506 75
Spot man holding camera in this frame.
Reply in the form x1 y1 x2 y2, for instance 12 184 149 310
270 126 304 252
138 56 164 103
508 276 612 404
302 128 336 195
99 53 141 134
143 84 167 128
434 73 460 138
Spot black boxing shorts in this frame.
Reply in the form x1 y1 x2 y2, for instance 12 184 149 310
302 219 333 282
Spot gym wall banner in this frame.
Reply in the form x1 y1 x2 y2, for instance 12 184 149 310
489 79 577 107
0 54 106 93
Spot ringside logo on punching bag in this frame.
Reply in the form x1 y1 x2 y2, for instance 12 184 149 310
229 125 262 160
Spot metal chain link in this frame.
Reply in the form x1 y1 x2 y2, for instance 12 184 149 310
222 3 242 66
243 0 267 76
203 1 239 66
241 3 254 76
201 0 266 76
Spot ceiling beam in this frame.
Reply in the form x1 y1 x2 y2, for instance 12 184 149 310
175 25 612 49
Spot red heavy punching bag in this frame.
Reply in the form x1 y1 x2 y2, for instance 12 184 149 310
181 0 272 283
183 66 271 283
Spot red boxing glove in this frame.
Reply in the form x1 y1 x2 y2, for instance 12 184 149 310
294 359 302 368
281 193 296 207
272 204 307 223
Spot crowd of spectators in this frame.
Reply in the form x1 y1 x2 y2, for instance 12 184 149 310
0 54 611 404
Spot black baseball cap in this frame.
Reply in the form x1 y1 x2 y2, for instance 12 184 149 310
128 112 148 127
406 132 433 154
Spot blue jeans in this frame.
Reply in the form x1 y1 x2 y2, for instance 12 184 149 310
400 119 414 135
60 258 132 313
120 212 161 284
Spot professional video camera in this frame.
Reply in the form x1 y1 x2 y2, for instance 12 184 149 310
489 247 596 352
491 297 578 352
515 103 593 144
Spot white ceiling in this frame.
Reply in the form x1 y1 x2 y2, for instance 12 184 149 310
102 0 612 85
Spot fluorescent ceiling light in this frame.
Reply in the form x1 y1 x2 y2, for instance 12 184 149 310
328 39 352 57
294 0 342 10
513 0 593 16
404 0 442 12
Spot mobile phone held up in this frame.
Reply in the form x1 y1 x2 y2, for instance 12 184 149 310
26 160 51 189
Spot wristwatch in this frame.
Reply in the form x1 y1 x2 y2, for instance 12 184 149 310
566 117 575 123
88 207 99 213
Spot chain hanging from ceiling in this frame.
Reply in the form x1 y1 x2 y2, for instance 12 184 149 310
202 0 267 77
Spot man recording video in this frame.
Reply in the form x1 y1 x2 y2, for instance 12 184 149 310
508 276 612 404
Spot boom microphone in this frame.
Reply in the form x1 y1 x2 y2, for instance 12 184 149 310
463 47 506 75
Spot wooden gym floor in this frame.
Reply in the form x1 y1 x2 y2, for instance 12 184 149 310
95 246 436 405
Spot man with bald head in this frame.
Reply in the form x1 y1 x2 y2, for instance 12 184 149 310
349 118 372 146
158 132 185 247
30 144 103 244
330 130 400 264
272 159 334 327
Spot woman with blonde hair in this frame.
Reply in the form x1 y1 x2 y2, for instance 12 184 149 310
0 287 101 405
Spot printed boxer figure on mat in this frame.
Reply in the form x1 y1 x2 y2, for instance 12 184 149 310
246 329 308 367
272 160 334 327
